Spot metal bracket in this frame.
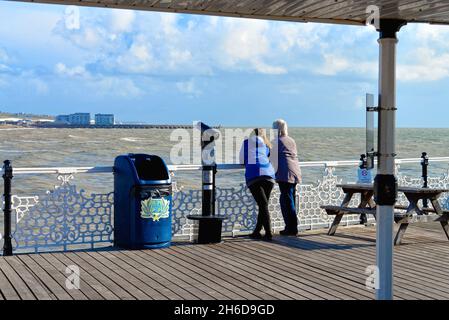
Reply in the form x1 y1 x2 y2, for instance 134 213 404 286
377 152 397 158
374 174 398 205
367 106 397 112
378 107 398 111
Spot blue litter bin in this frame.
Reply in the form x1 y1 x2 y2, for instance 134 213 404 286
114 154 172 249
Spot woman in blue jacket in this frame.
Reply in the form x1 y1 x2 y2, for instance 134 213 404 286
239 128 276 241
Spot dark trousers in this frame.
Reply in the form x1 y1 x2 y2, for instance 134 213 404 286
278 182 298 232
249 180 274 236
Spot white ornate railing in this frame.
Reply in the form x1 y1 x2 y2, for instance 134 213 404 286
2 157 449 253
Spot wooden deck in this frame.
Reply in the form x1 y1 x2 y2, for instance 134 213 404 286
1 225 449 300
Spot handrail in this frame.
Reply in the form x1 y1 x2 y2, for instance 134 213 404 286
1 157 449 175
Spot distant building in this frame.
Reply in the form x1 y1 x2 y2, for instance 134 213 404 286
95 114 114 126
55 115 70 124
69 113 91 125
0 117 23 125
56 113 90 125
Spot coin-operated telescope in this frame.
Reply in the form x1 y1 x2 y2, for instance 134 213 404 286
187 122 226 244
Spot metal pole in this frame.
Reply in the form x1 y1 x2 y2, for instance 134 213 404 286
200 122 217 217
201 164 215 216
375 20 406 300
3 160 13 256
421 152 429 208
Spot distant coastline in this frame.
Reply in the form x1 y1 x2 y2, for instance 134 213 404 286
35 123 196 129
0 111 214 129
0 122 226 130
0 123 197 130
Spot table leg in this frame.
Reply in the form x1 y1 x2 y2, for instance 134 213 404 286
328 213 344 236
393 194 420 245
394 223 409 245
359 191 374 225
430 197 449 241
341 192 353 207
440 221 449 241
328 192 353 236
404 194 424 216
430 197 443 214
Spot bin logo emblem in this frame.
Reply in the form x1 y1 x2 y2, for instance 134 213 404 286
141 197 170 221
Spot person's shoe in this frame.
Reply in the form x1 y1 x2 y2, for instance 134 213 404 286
360 215 368 225
280 229 298 236
249 232 262 240
262 234 273 241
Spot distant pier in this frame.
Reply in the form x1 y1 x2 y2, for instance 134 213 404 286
34 123 204 129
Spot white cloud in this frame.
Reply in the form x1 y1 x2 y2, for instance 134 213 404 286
414 24 449 48
55 62 144 98
316 53 377 77
398 48 449 82
110 9 135 33
253 60 287 75
0 48 12 73
160 13 180 37
0 76 7 88
221 18 286 75
176 79 201 97
0 48 8 62
168 49 193 70
317 54 350 75
354 95 365 110
277 23 329 52
114 35 157 73
92 77 143 98
29 78 49 95
55 63 88 77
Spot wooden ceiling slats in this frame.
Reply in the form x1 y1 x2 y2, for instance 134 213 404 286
14 0 449 25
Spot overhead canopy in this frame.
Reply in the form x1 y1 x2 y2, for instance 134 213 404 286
12 0 449 26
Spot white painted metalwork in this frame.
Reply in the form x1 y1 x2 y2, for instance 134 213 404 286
2 157 449 254
376 32 399 300
4 157 449 175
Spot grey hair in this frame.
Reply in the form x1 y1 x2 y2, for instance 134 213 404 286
273 119 288 137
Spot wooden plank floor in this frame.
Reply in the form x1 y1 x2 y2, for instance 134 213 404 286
1 225 449 300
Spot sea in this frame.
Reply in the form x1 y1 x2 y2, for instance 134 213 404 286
1 127 449 196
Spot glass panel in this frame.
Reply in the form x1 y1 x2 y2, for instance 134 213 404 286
366 93 376 169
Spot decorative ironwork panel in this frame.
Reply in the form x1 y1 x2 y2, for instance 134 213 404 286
298 166 364 230
12 175 113 253
216 184 258 234
9 162 449 253
171 186 200 239
396 164 449 209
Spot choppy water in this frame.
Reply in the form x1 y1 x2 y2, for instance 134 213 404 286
1 127 448 195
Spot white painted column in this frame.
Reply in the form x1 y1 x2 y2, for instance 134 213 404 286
376 37 398 301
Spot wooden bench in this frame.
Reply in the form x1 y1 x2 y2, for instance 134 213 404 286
394 204 449 214
321 206 376 236
322 204 449 244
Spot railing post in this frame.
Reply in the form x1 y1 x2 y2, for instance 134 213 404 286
3 160 13 256
421 152 429 208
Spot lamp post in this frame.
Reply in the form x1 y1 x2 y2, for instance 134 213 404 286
421 152 429 208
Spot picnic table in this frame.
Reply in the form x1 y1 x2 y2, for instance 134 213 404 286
321 183 449 245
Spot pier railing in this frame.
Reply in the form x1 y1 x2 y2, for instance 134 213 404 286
2 157 449 254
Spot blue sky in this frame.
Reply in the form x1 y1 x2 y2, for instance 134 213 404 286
1 1 449 127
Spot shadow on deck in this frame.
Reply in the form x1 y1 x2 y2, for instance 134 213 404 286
0 225 448 300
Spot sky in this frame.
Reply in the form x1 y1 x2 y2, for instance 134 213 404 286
1 2 449 127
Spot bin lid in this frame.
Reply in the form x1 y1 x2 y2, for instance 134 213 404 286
130 154 171 183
